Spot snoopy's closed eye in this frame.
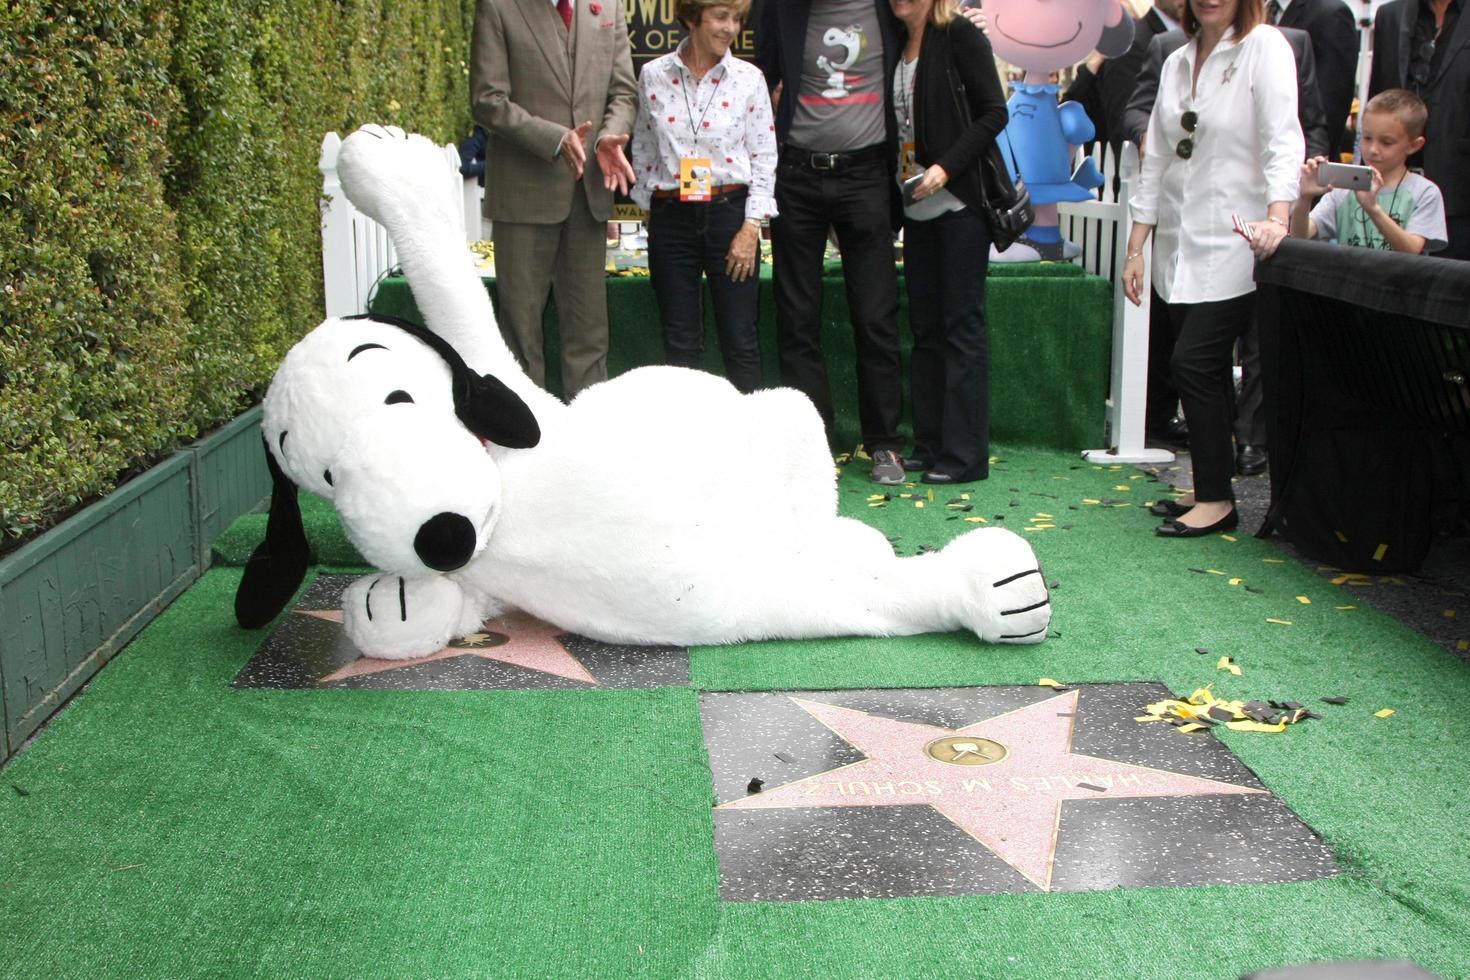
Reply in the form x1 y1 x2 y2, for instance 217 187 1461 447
385 390 415 405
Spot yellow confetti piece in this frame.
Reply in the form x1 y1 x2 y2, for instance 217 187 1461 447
1457 640 1467 652
1296 595 1312 605
1336 605 1356 611
1134 715 1169 723
1227 720 1287 734
1206 569 1226 576
867 494 887 502
1038 678 1065 689
1035 512 1053 519
1216 656 1242 676
1445 609 1457 618
1113 484 1132 491
1229 578 1243 586
1221 534 1237 542
1331 574 1370 585
1082 498 1101 505
1374 708 1395 718
1188 686 1216 704
1263 558 1285 564
927 488 935 503
914 501 924 509
1177 723 1208 734
1333 530 1348 543
868 502 887 508
960 493 970 500
1372 543 1388 561
1266 618 1293 626
964 516 987 524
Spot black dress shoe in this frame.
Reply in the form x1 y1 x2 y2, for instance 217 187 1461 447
901 456 933 472
1149 415 1190 446
920 471 959 485
1155 509 1239 538
1149 499 1190 518
1235 444 1268 476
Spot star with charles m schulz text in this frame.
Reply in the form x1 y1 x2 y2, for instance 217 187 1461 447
717 691 1264 891
296 608 598 685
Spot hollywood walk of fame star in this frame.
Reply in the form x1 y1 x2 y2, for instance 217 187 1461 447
717 690 1264 891
295 608 598 685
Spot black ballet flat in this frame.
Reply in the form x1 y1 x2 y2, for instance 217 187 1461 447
1149 499 1190 518
1155 509 1239 538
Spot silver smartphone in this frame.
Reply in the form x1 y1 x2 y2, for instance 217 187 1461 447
902 173 924 205
1318 162 1373 191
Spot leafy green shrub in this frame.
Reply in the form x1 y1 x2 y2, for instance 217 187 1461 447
0 0 477 547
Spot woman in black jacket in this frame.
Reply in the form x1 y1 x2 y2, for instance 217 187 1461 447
890 0 1008 484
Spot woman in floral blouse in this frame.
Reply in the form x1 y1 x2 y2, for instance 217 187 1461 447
630 0 778 393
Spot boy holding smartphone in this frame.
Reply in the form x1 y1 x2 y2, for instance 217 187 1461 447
1291 89 1447 254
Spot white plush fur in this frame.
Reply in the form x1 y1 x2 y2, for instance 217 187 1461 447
259 124 1051 658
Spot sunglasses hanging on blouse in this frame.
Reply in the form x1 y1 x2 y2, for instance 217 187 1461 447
1176 110 1198 160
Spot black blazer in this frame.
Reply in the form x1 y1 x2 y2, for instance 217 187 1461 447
1123 27 1332 159
891 16 1009 211
1275 0 1360 154
1370 0 1470 216
1063 7 1172 154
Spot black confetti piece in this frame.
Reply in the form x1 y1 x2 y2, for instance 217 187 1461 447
1195 647 1210 655
11 784 29 797
1077 782 1108 792
1321 696 1349 705
1245 586 1264 594
774 752 795 764
746 778 764 794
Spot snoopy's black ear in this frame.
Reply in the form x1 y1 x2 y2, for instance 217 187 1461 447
235 437 310 629
460 372 541 449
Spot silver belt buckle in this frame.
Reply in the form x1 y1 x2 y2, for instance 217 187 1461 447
811 152 838 171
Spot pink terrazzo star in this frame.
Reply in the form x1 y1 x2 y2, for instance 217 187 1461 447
298 608 598 685
718 691 1264 890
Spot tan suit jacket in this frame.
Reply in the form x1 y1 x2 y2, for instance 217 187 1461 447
470 0 637 223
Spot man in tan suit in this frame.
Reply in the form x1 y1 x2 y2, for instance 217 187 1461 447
471 0 637 399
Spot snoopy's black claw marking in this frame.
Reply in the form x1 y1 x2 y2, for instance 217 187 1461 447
992 568 1041 588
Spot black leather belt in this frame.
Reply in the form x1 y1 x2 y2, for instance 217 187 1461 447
781 143 887 172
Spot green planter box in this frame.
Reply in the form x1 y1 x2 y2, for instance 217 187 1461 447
0 407 270 762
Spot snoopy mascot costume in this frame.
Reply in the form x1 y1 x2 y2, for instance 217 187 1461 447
234 125 1051 659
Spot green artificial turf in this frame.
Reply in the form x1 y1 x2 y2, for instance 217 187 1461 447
4 445 1468 977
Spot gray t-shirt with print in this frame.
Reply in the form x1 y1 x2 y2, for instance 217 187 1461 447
788 0 887 152
1309 172 1449 253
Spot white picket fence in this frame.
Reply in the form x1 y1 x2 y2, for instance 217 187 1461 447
1058 141 1174 464
318 131 483 320
316 132 1168 462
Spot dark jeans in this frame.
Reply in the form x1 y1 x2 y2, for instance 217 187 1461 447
772 154 902 451
1441 215 1470 261
646 191 763 393
903 207 991 481
1165 292 1257 502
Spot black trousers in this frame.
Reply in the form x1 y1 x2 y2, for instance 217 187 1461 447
772 154 902 452
903 207 991 481
1164 292 1257 503
647 191 763 394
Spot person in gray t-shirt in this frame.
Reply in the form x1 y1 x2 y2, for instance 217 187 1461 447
758 0 908 485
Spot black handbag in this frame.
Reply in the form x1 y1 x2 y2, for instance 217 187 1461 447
946 53 1034 251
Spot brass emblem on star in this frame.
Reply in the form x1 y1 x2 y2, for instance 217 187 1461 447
448 631 511 650
925 735 1008 766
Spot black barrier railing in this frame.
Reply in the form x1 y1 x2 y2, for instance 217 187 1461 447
1255 239 1470 572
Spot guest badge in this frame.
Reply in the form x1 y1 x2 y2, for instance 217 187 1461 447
680 157 713 202
900 142 920 181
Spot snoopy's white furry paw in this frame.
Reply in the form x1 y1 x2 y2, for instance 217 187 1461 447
341 573 467 660
942 527 1052 644
337 124 458 231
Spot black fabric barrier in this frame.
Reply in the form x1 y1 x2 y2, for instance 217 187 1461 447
1256 239 1470 572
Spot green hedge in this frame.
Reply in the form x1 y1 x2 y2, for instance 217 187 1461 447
0 0 477 545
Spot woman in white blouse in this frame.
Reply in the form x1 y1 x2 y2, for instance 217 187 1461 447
629 0 778 393
1121 0 1302 537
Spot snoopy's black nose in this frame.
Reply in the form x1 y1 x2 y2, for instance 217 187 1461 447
414 512 477 571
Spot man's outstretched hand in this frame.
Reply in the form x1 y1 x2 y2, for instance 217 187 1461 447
596 134 635 195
